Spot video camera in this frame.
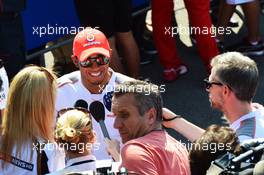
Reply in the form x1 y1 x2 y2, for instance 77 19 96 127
206 138 264 175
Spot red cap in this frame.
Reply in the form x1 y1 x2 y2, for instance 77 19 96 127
73 28 111 62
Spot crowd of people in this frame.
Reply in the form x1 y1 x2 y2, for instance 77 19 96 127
0 0 264 174
0 27 263 174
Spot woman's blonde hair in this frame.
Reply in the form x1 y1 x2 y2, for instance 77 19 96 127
55 109 95 153
0 65 57 159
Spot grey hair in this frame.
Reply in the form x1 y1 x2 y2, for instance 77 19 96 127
113 80 163 122
211 52 258 102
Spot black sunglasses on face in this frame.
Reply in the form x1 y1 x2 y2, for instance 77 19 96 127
203 78 223 90
79 54 110 68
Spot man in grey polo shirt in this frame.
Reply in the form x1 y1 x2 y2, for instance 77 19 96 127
163 52 264 142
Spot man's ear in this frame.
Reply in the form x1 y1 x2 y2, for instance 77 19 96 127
223 85 232 98
223 85 229 94
146 108 157 125
71 55 79 68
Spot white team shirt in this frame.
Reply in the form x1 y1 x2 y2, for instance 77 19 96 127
230 109 264 142
0 67 9 110
0 139 65 175
48 155 96 175
56 69 133 160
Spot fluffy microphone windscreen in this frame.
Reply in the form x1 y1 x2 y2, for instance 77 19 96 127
74 99 88 109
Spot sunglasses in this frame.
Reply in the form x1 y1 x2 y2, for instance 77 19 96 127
79 54 110 68
203 78 223 90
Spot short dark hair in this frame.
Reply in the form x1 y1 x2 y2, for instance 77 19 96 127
189 125 241 175
211 52 258 102
113 80 163 122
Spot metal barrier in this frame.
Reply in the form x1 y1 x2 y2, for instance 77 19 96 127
22 0 150 60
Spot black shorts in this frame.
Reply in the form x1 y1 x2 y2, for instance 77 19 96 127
74 0 132 38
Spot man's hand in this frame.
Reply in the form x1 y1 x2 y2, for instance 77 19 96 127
162 108 181 128
162 107 204 141
105 138 121 162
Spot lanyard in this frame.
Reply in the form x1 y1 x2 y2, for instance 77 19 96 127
0 152 34 171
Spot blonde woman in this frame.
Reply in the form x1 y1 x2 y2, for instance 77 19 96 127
0 66 65 174
51 108 97 174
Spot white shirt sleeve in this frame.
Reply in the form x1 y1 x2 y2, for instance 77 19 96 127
238 135 254 142
0 67 9 110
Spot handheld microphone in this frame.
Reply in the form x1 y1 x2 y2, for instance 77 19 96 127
74 99 88 109
89 101 110 139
